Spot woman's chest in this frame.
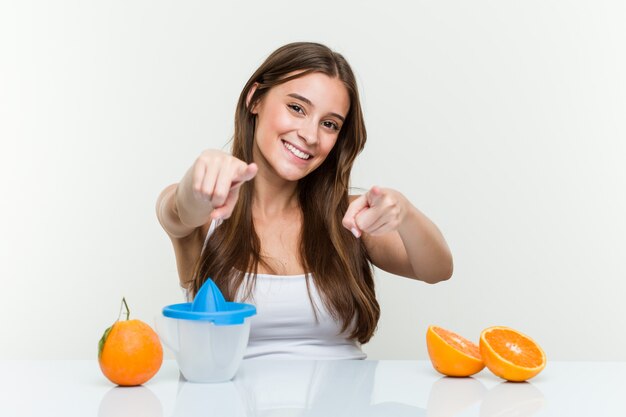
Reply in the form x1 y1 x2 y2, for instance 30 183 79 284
254 216 305 275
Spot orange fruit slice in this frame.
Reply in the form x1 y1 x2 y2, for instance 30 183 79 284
98 298 163 386
479 326 546 382
426 325 485 377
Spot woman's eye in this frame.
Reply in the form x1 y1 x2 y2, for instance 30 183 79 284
323 121 340 131
288 104 304 114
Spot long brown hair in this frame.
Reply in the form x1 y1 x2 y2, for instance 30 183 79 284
190 42 379 344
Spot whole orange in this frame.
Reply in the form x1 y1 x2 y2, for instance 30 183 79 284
98 298 163 386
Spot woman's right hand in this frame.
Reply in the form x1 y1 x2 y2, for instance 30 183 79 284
183 150 257 220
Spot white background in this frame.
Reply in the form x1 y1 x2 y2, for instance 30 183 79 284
1 0 624 360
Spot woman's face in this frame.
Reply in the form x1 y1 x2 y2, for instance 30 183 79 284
249 72 350 182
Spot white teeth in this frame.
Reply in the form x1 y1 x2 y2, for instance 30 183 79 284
282 141 311 160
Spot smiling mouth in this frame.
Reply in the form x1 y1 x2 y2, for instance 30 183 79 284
281 140 311 160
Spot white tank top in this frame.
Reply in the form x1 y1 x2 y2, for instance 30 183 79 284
182 220 367 360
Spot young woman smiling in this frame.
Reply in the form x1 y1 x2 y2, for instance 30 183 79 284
156 42 453 359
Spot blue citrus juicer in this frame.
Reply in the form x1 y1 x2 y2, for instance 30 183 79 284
156 278 256 383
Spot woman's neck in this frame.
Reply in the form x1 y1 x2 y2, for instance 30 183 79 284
251 167 300 219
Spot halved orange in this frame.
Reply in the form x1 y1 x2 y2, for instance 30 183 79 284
426 325 485 377
479 326 546 382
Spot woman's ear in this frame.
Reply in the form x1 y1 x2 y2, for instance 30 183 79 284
246 83 259 114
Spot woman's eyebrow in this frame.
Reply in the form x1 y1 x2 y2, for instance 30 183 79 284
287 93 345 122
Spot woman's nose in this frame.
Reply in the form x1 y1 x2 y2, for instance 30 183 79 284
297 118 318 145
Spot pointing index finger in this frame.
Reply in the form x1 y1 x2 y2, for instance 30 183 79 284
231 163 258 188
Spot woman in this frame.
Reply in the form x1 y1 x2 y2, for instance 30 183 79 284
156 42 453 359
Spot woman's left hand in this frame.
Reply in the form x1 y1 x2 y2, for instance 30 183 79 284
342 186 407 238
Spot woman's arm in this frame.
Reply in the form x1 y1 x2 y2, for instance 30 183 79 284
156 182 203 239
155 150 257 287
343 187 453 284
155 183 208 288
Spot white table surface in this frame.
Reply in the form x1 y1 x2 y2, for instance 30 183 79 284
0 360 624 416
